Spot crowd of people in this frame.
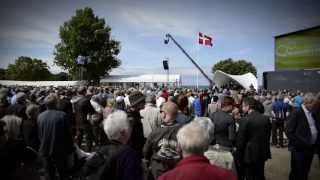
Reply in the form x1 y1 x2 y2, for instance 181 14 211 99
0 84 319 180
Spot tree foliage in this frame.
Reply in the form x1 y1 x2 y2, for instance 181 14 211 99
50 72 69 81
212 58 257 76
54 7 121 81
6 56 51 80
0 68 6 80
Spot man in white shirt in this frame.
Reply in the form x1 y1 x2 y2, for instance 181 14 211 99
285 93 320 180
140 94 161 138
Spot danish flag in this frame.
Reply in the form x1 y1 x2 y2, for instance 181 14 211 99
198 32 213 47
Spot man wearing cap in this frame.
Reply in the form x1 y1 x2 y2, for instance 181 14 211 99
127 91 146 158
209 96 236 149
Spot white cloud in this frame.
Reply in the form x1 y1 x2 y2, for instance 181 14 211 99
119 6 224 40
233 48 252 55
0 18 60 49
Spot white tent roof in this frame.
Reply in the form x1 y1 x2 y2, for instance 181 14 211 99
213 70 258 90
100 74 181 83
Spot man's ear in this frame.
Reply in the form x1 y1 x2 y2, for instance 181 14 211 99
176 142 182 155
161 112 167 122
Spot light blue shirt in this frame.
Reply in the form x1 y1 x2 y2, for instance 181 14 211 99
10 94 17 105
302 104 318 144
293 95 303 108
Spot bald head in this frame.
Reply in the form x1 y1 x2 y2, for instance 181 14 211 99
160 102 178 124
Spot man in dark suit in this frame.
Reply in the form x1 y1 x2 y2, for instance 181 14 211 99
209 96 236 149
285 93 320 180
38 94 74 180
236 97 271 180
72 86 95 151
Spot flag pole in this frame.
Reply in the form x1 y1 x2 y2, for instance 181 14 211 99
194 43 199 89
197 40 200 89
167 59 169 87
193 44 199 89
196 70 199 89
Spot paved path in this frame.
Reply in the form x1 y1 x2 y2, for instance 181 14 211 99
265 147 320 180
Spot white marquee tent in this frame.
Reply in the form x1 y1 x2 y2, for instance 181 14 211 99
100 74 181 83
213 70 258 90
100 74 181 88
0 74 181 87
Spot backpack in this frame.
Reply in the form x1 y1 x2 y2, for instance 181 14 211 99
79 143 126 180
149 125 182 179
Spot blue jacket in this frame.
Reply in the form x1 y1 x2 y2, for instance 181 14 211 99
193 97 202 117
272 100 285 119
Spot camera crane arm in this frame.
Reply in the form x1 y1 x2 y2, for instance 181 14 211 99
164 33 213 88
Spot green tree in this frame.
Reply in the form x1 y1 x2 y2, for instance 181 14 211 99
212 58 257 76
6 56 51 80
54 7 121 81
0 68 6 80
50 72 69 81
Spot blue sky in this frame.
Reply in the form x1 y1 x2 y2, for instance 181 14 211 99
0 0 320 85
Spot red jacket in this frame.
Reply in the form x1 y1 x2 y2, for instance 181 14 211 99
158 155 237 180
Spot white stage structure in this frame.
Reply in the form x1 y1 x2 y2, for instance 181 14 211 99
100 74 181 88
0 74 181 88
213 70 258 90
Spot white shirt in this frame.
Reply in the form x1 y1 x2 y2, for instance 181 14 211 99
302 104 318 144
140 104 161 138
188 96 195 109
156 97 166 108
124 95 130 107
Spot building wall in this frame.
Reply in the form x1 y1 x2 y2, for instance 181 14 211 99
263 70 320 92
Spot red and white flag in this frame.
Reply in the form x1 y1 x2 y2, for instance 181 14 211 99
198 32 213 47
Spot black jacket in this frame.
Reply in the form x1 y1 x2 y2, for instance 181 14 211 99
81 141 143 180
7 103 27 120
143 123 182 161
210 110 236 147
285 107 320 152
236 111 271 164
143 123 182 179
127 110 146 158
37 109 74 156
73 95 95 129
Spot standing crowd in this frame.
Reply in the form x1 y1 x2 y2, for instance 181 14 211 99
0 85 319 180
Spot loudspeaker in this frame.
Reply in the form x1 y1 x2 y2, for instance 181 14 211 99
263 72 268 89
163 60 169 70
